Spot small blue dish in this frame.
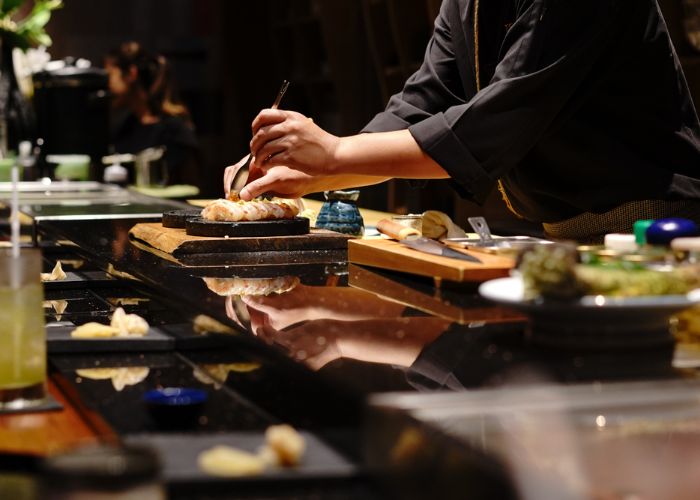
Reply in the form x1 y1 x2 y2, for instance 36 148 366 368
646 218 700 245
143 388 207 429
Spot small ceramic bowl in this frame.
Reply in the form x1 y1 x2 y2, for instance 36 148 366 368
143 387 207 430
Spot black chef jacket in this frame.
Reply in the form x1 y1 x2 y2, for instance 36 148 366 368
363 0 700 223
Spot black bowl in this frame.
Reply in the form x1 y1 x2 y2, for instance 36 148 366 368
143 387 207 430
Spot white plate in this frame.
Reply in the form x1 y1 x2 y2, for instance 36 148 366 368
478 277 700 348
479 276 700 310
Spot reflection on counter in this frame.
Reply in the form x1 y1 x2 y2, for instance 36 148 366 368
76 366 149 392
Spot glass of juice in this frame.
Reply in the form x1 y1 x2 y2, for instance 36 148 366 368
0 248 46 409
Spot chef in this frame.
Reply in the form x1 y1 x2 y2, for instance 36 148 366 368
225 0 700 243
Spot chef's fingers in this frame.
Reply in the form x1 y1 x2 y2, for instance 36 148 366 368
251 108 287 135
223 154 250 196
224 296 245 330
239 174 276 201
256 324 280 344
247 306 271 337
251 147 286 171
250 120 286 153
246 164 265 184
239 294 267 309
240 176 299 201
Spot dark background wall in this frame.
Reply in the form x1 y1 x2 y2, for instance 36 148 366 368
42 0 700 229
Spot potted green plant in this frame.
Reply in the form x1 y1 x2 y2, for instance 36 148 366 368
0 0 62 155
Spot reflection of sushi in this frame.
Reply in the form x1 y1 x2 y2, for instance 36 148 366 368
193 314 236 335
193 363 261 388
43 299 68 321
41 261 66 282
203 276 300 297
75 367 149 391
201 198 298 222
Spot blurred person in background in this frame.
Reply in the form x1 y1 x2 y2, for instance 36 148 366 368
105 41 200 186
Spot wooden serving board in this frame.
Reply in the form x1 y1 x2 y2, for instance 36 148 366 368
348 238 514 283
129 222 351 256
348 264 525 324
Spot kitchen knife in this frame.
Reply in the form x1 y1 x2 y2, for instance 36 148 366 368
376 219 482 263
401 236 483 263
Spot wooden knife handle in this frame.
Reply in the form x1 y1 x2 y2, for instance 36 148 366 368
377 219 421 240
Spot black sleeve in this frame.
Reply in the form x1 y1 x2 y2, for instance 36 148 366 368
363 0 468 132
406 322 526 391
365 0 618 204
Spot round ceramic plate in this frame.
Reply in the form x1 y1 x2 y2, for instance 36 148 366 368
478 277 700 349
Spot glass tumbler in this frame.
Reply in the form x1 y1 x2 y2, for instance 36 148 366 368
0 248 47 409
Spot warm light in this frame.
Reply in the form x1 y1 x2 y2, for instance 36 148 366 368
594 295 606 306
595 415 607 427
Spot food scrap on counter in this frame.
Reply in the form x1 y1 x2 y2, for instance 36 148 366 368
70 307 149 339
41 261 67 281
197 424 306 477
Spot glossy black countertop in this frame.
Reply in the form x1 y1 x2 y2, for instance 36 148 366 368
27 203 700 499
37 216 699 390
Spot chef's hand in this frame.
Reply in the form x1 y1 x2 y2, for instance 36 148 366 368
239 165 321 201
223 155 247 197
240 285 406 332
257 321 342 371
249 109 340 176
223 154 267 198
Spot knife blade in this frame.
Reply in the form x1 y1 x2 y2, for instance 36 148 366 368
376 218 482 263
400 236 483 263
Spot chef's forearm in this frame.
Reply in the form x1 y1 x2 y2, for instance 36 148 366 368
330 130 450 179
308 174 391 192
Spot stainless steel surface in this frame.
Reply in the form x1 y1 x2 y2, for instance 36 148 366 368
460 216 551 254
134 147 167 187
468 216 494 244
0 181 130 204
445 235 552 253
32 213 166 222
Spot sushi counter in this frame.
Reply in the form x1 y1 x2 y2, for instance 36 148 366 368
4 184 700 499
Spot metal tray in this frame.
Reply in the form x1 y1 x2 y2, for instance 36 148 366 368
445 235 551 255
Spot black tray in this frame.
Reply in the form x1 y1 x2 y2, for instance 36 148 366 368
186 217 310 238
123 431 355 484
163 209 202 229
42 271 123 291
46 324 175 354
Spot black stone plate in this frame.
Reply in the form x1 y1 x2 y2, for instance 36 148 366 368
185 217 310 238
46 324 175 354
163 209 203 229
123 431 355 484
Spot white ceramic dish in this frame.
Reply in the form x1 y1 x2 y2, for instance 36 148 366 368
478 276 700 349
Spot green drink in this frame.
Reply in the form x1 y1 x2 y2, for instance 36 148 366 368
0 249 46 409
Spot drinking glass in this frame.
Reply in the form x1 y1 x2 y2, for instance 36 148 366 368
0 248 46 409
